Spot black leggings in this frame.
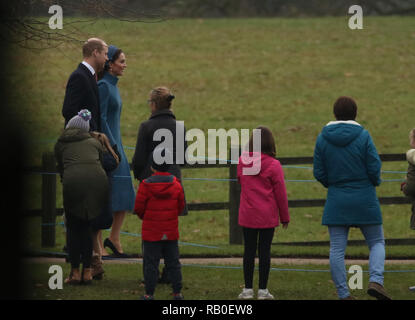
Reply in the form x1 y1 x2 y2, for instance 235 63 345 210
66 215 93 269
243 227 275 289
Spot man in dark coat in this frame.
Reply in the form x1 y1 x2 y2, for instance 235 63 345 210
62 38 108 131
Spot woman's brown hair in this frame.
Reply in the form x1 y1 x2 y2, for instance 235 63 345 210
247 126 276 158
149 86 175 110
90 132 120 164
333 96 357 120
97 48 123 80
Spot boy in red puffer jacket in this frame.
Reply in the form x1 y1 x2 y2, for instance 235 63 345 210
134 148 185 300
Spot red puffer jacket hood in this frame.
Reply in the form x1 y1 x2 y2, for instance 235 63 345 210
134 172 185 241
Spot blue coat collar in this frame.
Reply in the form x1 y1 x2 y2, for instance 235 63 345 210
102 72 119 86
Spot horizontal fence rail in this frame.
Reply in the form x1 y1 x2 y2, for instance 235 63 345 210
24 151 412 247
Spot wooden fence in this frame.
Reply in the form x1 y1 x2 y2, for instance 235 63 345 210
24 151 413 247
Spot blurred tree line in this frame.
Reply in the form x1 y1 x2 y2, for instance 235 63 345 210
164 0 415 17
26 0 415 17
1 0 413 49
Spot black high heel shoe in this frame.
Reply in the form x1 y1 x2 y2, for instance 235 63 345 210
104 238 130 258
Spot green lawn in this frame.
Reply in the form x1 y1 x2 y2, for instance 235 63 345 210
16 17 415 258
16 17 415 160
23 262 415 300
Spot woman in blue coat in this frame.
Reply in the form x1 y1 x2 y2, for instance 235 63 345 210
98 45 135 257
313 96 390 300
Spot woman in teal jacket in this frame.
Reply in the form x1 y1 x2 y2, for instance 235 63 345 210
98 45 135 257
313 96 390 300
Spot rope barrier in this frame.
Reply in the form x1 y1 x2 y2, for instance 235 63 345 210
121 147 410 175
31 139 410 175
28 170 408 179
118 230 220 249
27 171 406 183
382 170 408 174
284 165 313 170
26 250 415 273
179 264 332 272
191 156 238 164
40 222 220 249
182 264 415 273
183 177 237 182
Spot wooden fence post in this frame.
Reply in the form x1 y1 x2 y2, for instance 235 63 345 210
229 146 242 244
41 152 57 247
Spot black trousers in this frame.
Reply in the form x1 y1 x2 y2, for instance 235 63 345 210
143 240 182 295
141 241 169 282
243 227 275 290
66 215 93 269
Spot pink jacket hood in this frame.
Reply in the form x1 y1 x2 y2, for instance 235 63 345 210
237 152 290 228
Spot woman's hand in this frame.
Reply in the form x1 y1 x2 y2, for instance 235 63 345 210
282 222 289 229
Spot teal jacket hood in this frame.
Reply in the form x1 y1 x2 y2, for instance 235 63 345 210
313 120 382 226
322 122 363 147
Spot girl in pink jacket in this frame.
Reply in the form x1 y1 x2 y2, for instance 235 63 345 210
237 126 290 300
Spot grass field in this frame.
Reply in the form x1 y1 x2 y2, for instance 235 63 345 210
16 17 415 259
23 261 415 300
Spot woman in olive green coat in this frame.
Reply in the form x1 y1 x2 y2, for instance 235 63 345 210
55 110 109 284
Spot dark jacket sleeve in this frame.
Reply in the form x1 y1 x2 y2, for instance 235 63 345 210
176 122 188 166
54 141 64 181
95 141 106 170
132 122 149 180
403 151 415 197
182 125 189 166
62 72 85 125
365 132 382 186
313 135 328 188
403 180 415 198
176 181 185 215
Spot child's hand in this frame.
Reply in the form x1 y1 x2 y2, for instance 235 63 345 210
282 222 289 229
401 182 407 192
